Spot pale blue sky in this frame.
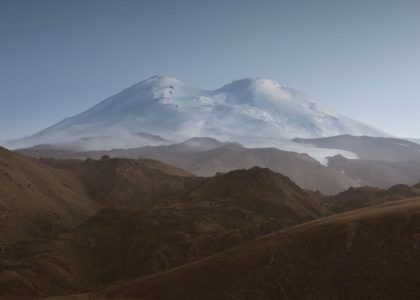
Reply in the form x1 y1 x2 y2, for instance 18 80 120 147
1 0 420 140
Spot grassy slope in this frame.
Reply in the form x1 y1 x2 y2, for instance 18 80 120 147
102 197 420 300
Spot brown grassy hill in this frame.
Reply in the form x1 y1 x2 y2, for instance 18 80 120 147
188 167 327 222
7 145 419 300
0 146 194 244
102 197 420 300
85 167 326 283
0 147 98 243
0 167 327 297
327 184 420 213
43 157 196 207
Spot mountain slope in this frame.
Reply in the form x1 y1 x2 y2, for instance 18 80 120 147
0 147 98 243
102 197 420 300
41 156 195 208
5 76 387 150
326 184 420 213
0 146 198 244
0 167 327 297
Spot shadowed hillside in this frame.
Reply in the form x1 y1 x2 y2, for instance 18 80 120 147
0 147 98 243
327 183 420 213
102 197 420 300
44 157 196 207
0 164 327 297
2 145 420 299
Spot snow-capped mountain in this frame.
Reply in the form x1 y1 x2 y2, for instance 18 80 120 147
5 76 387 151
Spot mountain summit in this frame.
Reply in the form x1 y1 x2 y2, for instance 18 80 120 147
6 76 387 150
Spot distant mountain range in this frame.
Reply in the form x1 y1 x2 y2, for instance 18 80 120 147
17 135 420 193
294 134 420 162
3 76 387 150
16 137 360 194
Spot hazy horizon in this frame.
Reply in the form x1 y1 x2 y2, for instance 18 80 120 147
1 0 420 140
